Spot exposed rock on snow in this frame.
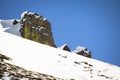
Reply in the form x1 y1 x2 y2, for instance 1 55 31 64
0 32 120 80
73 46 92 58
59 44 71 52
0 53 62 80
20 11 56 47
0 19 21 36
59 44 92 58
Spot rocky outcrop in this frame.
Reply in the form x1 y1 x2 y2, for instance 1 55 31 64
13 19 19 25
59 44 92 58
20 11 56 47
0 53 11 62
73 46 92 58
59 44 71 52
0 53 62 80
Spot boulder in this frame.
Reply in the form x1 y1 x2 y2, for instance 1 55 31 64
20 11 56 47
59 44 71 52
13 19 19 25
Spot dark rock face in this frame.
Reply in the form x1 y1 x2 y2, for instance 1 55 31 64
59 45 91 58
60 44 71 52
73 46 92 58
76 50 91 58
0 53 11 62
0 53 62 80
13 19 19 25
20 11 56 47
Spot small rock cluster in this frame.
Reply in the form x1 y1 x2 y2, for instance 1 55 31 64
0 53 62 80
60 44 92 58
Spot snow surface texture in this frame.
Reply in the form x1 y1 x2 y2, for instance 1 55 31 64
0 58 62 80
0 19 21 36
0 19 120 80
0 31 120 80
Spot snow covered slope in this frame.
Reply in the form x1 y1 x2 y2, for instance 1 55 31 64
0 19 20 36
0 31 120 80
0 19 120 80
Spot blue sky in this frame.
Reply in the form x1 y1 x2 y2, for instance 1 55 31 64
0 0 120 66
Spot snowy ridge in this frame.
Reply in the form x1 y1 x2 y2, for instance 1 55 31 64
21 11 46 21
0 19 21 36
0 31 120 80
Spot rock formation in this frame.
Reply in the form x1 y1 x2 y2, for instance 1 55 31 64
0 11 92 58
59 44 92 58
20 11 56 47
13 19 19 25
73 46 92 58
0 53 11 62
59 44 71 52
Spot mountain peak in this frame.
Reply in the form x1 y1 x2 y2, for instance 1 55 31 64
20 11 56 47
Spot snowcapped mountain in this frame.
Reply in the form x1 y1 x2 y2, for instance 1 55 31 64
0 11 120 80
0 19 120 80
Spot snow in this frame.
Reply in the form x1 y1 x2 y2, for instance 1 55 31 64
21 11 35 19
43 18 47 21
58 44 68 49
21 11 28 19
0 19 120 80
72 46 87 53
21 11 41 19
38 26 46 31
0 19 21 36
1 72 11 80
35 15 40 19
0 31 120 80
43 33 49 36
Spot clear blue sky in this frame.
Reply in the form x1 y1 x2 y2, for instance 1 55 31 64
0 0 120 66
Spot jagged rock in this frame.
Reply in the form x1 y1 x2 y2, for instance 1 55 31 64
0 53 11 62
13 19 19 25
0 53 62 80
73 46 92 58
20 11 56 47
59 44 71 52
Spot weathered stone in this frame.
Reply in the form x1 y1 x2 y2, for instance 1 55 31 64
60 44 71 52
13 19 19 25
73 46 92 58
0 53 11 62
20 11 56 47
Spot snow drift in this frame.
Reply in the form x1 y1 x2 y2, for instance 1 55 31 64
0 31 120 80
0 18 120 80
